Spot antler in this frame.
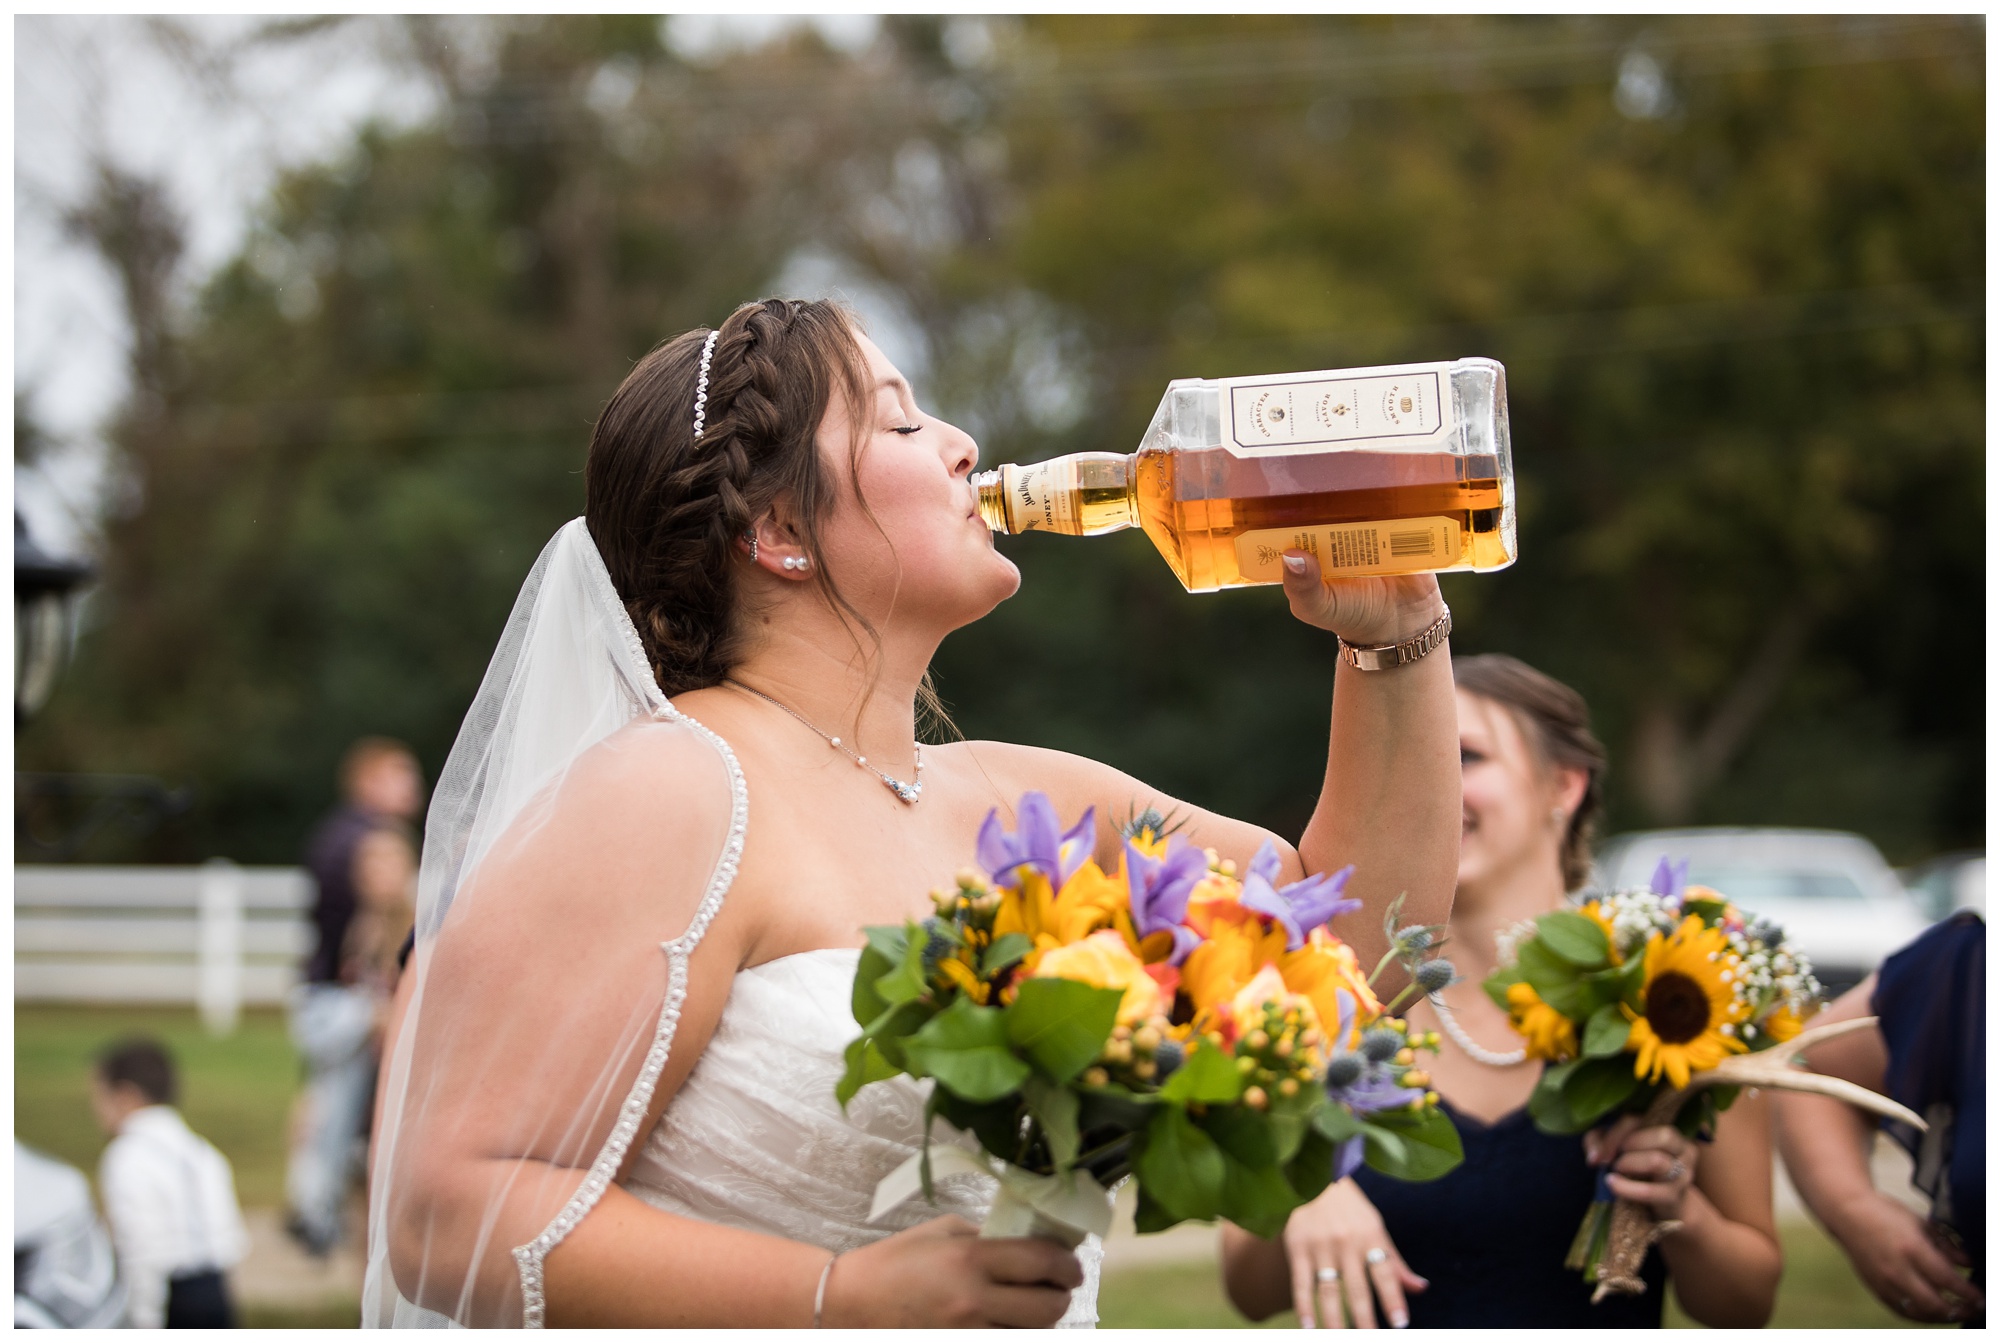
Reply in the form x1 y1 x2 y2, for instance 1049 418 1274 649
1641 1015 1927 1130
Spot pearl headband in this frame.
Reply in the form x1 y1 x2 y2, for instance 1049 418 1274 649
691 328 720 440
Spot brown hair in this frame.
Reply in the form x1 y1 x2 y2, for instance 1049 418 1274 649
586 297 949 724
1453 654 1608 892
586 298 869 695
96 1036 177 1106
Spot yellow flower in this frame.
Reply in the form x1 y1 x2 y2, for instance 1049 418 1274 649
1626 915 1750 1090
1278 930 1381 1049
1034 929 1163 1026
1505 981 1579 1062
936 955 989 1004
1762 1001 1814 1044
992 862 1135 973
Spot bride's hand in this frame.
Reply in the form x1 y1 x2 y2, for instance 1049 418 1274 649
1280 553 1445 648
820 1215 1082 1328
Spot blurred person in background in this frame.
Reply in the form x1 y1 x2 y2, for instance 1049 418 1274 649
286 737 423 1256
1776 911 1984 1325
345 824 419 1000
91 1038 248 1328
1222 655 1781 1328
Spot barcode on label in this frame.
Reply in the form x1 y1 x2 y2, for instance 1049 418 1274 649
1326 529 1380 570
1389 529 1435 557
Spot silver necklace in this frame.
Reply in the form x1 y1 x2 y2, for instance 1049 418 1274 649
1428 991 1528 1068
725 680 924 805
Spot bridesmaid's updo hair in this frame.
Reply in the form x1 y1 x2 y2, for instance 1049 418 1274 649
1453 654 1608 892
585 298 872 696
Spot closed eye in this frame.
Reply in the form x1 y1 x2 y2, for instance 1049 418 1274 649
891 424 923 435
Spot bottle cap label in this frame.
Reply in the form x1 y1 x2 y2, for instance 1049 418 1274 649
1233 516 1464 581
1219 362 1454 457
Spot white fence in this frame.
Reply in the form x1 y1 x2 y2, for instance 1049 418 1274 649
14 864 314 1033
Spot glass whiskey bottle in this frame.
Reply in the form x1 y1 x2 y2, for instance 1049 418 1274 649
973 357 1516 593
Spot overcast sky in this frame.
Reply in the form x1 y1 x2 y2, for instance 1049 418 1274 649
12 13 881 554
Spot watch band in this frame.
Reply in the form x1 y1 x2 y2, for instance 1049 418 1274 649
1338 604 1453 672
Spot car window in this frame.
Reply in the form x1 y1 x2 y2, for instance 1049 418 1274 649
1680 866 1871 904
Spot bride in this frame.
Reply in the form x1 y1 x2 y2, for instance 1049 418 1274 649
363 297 1461 1328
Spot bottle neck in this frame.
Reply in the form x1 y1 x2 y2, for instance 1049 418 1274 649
973 453 1137 537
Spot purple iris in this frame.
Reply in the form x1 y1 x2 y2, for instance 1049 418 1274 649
1650 856 1689 899
976 791 1096 891
1235 840 1360 950
1126 835 1208 965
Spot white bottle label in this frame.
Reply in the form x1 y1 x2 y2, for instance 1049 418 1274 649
1004 459 1080 534
1219 361 1455 457
1233 516 1464 581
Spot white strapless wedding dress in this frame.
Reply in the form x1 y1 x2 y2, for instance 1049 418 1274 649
621 947 1103 1327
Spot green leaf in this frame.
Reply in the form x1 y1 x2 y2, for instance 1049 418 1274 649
931 1089 1025 1161
1218 1145 1303 1240
836 1034 902 1108
1131 1180 1185 1235
1284 1129 1339 1208
872 921 930 1007
981 932 1034 977
1198 1104 1277 1169
852 927 905 1025
1560 1056 1643 1127
1581 1004 1632 1058
1482 964 1526 1012
1515 937 1587 1015
1361 1106 1464 1181
1023 1074 1082 1171
1311 1102 1363 1145
1135 1107 1226 1223
1528 1059 1587 1134
1265 1088 1320 1163
1360 1124 1407 1167
1003 977 1124 1084
904 998 1031 1102
1536 911 1610 968
1159 1043 1247 1104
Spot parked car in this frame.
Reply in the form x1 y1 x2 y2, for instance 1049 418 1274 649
1899 851 1985 923
14 1141 126 1328
1593 828 1931 998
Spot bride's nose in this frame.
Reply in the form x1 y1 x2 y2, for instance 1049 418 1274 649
939 419 979 479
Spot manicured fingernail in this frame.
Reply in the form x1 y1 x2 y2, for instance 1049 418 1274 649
1282 554 1308 574
1392 1311 1409 1328
1301 1314 1315 1329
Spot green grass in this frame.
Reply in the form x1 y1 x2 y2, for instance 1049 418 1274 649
14 1005 1938 1329
15 1005 303 1208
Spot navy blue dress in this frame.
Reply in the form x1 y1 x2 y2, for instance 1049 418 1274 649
1872 911 1984 1293
1353 1100 1667 1328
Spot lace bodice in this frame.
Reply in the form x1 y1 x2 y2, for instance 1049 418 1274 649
623 947 1102 1327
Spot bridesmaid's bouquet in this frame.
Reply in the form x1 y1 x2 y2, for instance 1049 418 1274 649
1486 858 1916 1299
841 792 1461 1248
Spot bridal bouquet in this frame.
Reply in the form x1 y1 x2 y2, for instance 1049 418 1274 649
1486 858 1914 1298
840 792 1461 1248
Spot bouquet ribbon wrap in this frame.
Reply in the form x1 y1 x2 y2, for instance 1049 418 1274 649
869 1147 1115 1249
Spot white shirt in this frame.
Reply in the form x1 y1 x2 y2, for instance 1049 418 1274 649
97 1105 249 1329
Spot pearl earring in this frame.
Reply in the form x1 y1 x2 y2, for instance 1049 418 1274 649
782 555 809 572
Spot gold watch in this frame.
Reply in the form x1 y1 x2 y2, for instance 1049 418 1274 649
1337 605 1453 672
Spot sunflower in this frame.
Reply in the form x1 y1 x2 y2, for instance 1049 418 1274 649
1760 1001 1813 1044
1626 915 1749 1089
1578 900 1622 965
1505 982 1578 1062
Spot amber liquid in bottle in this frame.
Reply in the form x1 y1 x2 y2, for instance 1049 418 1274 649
977 447 1508 592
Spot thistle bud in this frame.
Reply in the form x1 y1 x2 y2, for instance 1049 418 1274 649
1360 1028 1402 1063
1413 958 1457 993
1154 1039 1185 1079
1324 1052 1365 1088
1394 926 1433 954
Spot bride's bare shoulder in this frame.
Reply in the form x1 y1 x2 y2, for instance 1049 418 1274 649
943 738 1151 813
542 715 740 843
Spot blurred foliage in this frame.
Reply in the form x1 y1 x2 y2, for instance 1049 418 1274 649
18 15 1983 865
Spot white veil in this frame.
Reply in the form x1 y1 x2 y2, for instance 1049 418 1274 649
362 518 746 1327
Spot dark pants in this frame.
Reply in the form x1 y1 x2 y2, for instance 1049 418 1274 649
165 1269 236 1329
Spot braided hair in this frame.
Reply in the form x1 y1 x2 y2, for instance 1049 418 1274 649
585 298 876 697
1453 654 1609 892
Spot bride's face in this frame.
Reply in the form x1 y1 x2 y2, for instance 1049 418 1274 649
807 331 1021 629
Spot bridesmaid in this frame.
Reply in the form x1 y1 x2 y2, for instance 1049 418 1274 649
1220 654 1782 1328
